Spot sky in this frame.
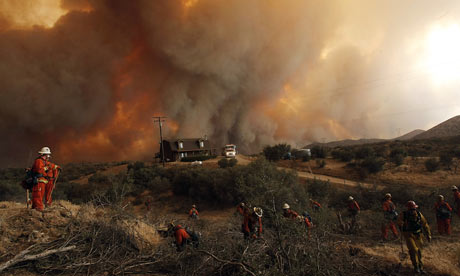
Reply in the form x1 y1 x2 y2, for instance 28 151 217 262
1 0 460 166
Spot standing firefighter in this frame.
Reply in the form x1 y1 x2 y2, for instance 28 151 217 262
452 186 460 217
434 195 452 235
236 202 246 216
31 147 60 211
397 201 431 274
381 193 399 241
347 196 360 226
189 204 199 219
242 207 263 239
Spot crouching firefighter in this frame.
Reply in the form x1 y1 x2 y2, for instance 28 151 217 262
31 147 60 211
170 223 199 251
242 207 263 239
397 201 431 274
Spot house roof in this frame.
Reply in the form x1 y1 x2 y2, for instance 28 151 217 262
164 138 215 152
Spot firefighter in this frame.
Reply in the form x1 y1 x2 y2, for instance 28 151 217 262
381 193 399 241
397 201 431 274
282 203 299 219
309 198 321 211
434 195 452 235
452 186 460 217
237 202 246 216
31 147 60 211
189 204 199 219
170 223 191 251
347 196 360 227
242 207 263 239
302 211 313 239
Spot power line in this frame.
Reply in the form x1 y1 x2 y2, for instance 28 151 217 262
153 116 167 167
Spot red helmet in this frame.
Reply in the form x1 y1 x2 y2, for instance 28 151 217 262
406 200 418 210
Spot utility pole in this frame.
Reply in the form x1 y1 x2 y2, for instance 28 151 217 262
153 116 167 167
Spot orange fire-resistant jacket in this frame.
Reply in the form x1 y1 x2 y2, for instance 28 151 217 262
283 209 299 219
348 200 360 212
174 225 190 246
434 201 452 217
189 208 199 216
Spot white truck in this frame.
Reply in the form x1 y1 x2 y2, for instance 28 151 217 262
223 144 237 158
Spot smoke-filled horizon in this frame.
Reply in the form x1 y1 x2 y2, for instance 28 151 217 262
1 0 460 166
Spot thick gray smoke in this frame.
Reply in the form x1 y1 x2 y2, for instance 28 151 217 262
1 0 459 166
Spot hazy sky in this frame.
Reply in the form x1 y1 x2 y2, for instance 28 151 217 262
0 0 460 165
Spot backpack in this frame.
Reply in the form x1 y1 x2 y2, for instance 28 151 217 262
384 210 398 221
303 211 313 225
20 169 36 190
402 210 422 234
185 229 200 248
437 204 451 219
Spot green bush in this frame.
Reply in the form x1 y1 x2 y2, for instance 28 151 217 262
390 148 406 166
425 158 440 172
354 146 374 160
439 151 453 169
360 156 385 174
311 145 327 158
331 149 354 162
263 143 291 162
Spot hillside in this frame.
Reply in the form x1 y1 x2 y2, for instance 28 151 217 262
305 138 386 148
413 115 460 140
393 129 425 140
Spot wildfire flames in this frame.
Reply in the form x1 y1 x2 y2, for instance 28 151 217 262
1 0 459 166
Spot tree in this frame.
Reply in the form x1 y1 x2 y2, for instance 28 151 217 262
390 148 407 166
439 151 453 169
263 143 291 162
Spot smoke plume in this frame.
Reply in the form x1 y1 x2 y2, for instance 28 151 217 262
1 0 459 166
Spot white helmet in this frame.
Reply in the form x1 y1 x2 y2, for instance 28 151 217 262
452 185 458 191
385 193 391 199
254 207 263 217
38 147 51 155
283 203 290 209
348 196 354 201
438 195 444 200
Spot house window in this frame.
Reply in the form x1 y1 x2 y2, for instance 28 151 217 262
200 141 204 148
179 142 183 149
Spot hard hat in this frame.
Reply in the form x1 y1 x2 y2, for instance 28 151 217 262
283 203 290 209
452 185 458 191
348 196 354 201
438 195 444 200
254 207 263 217
385 193 391 198
240 202 245 207
38 147 51 155
406 201 418 210
192 204 196 208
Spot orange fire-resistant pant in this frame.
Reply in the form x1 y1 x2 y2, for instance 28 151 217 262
32 182 46 211
436 218 451 235
381 220 398 239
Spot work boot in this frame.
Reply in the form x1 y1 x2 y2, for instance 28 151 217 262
413 265 421 274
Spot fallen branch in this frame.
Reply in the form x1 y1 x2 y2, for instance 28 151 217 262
197 250 256 276
0 245 76 273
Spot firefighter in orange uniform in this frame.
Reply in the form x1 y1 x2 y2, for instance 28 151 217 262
310 198 321 211
347 196 360 226
381 193 399 241
189 204 199 219
172 224 191 251
434 195 452 235
282 203 299 219
397 201 431 274
452 186 460 217
31 147 60 211
236 202 246 216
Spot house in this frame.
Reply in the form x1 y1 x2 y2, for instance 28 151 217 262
160 138 217 161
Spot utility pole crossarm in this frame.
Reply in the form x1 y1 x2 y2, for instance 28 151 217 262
153 116 167 167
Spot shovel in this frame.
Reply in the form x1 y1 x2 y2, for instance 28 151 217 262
399 234 408 261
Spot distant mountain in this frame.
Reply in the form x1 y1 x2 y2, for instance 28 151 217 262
413 115 460 140
305 138 386 148
393 129 425 140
